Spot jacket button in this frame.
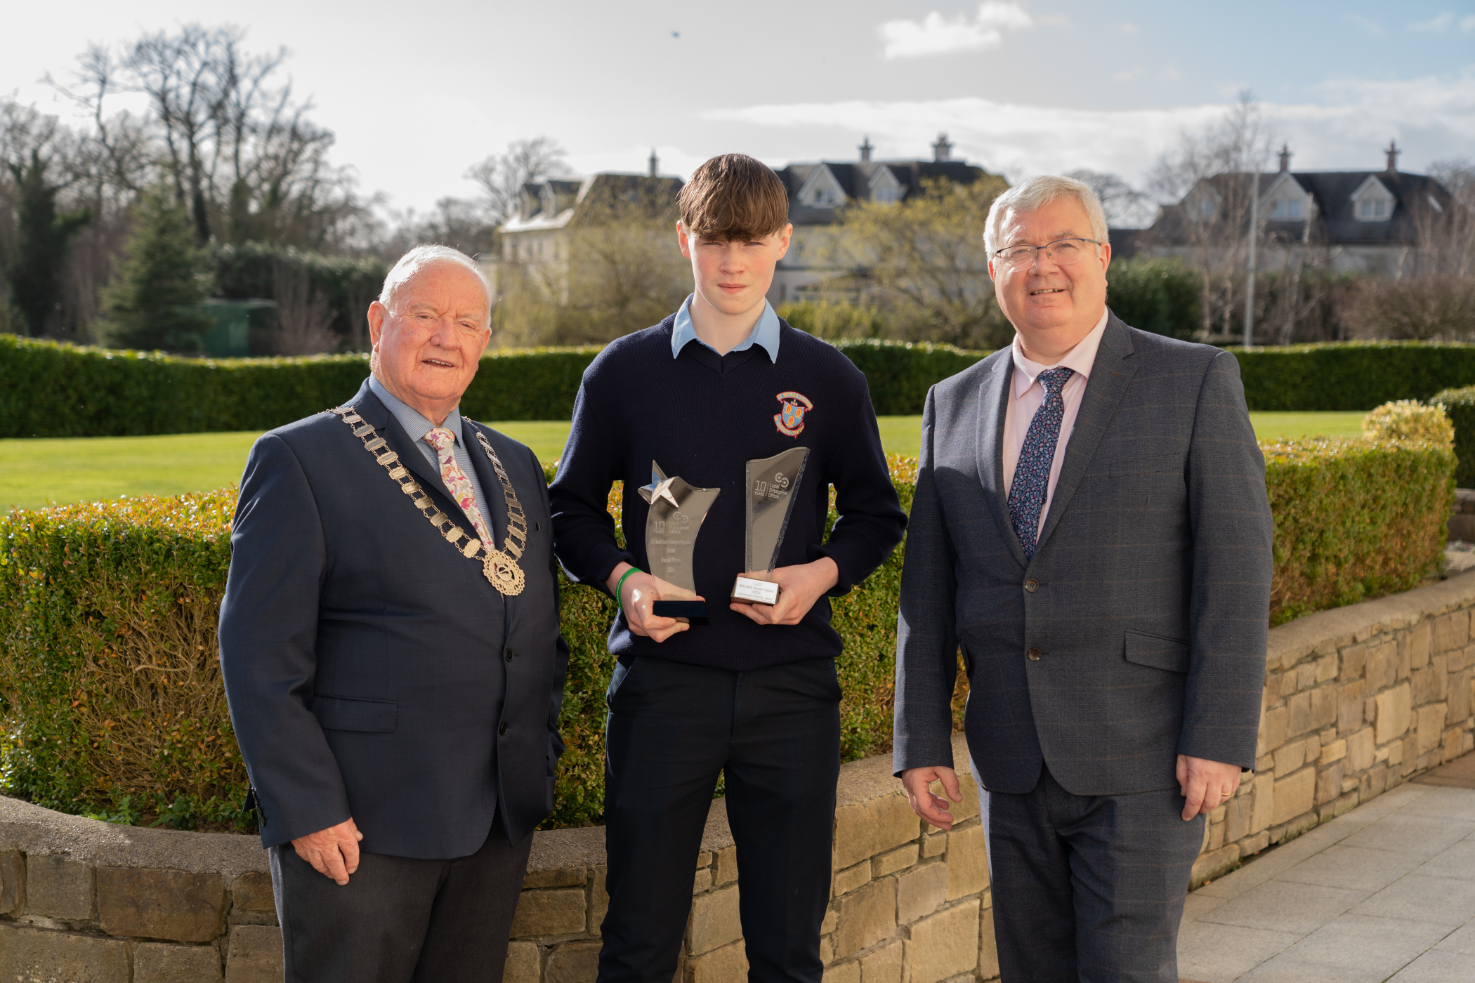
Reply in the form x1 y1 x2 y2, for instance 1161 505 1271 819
1024 579 1038 593
1027 648 1042 661
499 722 509 735
505 647 515 662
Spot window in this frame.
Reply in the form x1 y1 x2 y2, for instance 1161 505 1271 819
1358 198 1389 220
874 187 896 204
1195 198 1216 221
1270 199 1302 220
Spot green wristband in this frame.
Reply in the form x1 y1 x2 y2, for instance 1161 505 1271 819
615 566 642 605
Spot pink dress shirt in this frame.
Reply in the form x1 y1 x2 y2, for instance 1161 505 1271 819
1002 309 1110 542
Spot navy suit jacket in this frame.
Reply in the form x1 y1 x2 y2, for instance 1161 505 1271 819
219 380 568 857
893 314 1274 795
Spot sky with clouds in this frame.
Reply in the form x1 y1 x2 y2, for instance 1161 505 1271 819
4 0 1475 223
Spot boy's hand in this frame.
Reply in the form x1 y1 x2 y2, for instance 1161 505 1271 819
730 557 839 626
607 563 701 643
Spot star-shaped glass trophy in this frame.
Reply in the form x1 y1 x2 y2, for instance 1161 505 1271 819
638 462 720 624
731 447 810 606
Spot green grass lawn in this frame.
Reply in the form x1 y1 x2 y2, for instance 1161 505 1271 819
0 412 1369 512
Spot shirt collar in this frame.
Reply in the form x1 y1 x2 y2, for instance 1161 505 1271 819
670 294 782 363
1010 309 1110 399
369 374 463 443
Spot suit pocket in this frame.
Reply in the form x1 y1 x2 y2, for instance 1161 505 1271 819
313 695 398 733
1123 630 1189 674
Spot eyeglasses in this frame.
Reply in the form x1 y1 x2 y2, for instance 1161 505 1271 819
992 237 1103 269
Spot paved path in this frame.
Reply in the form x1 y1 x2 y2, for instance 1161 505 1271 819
1178 754 1475 982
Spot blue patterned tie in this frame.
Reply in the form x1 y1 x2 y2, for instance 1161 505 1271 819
1008 367 1075 560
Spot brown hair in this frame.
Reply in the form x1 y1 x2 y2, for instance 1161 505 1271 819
677 154 789 241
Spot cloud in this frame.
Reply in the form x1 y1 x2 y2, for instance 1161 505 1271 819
703 69 1475 191
1157 66 1182 83
1113 66 1144 82
1118 22 1139 34
1348 13 1383 36
1465 15 1475 33
877 1 1033 59
1409 12 1456 32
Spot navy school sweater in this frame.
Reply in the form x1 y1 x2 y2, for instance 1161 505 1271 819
549 313 907 670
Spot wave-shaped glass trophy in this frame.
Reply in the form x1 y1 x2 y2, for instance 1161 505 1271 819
731 447 810 606
639 461 720 625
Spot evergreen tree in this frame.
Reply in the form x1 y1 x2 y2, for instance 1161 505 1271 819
101 184 214 352
7 151 92 336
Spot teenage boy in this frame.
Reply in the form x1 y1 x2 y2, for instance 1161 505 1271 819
550 154 906 983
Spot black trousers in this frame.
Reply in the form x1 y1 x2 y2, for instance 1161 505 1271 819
979 762 1205 983
597 655 842 983
270 814 532 983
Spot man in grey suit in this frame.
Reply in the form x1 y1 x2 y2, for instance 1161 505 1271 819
220 245 567 982
893 176 1273 981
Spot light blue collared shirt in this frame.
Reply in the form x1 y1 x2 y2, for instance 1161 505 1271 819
670 295 782 362
368 374 494 536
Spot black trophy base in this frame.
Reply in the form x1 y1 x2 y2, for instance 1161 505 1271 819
652 599 708 625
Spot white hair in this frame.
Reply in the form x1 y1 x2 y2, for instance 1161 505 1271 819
984 175 1110 257
379 244 494 327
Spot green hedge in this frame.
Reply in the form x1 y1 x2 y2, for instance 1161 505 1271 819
1230 341 1475 411
0 336 601 438
0 335 981 437
0 438 1452 831
210 242 388 342
1432 386 1475 488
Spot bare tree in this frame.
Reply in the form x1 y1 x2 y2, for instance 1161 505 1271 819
269 260 338 354
1144 94 1276 340
466 137 572 225
1064 169 1150 228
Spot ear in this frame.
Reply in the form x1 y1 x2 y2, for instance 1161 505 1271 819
368 301 387 347
773 223 793 261
1098 241 1112 273
676 221 694 260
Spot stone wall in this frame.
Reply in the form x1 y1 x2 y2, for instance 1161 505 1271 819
5 570 1475 982
1191 568 1475 887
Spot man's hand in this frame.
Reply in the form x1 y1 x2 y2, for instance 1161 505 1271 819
291 818 364 885
901 766 963 831
607 563 700 643
730 557 839 626
1177 754 1242 821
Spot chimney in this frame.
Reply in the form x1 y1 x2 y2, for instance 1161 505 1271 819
1278 144 1292 173
859 135 874 163
649 148 659 178
1385 140 1400 174
932 133 952 163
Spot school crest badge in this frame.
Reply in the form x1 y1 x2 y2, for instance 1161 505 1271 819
774 391 813 437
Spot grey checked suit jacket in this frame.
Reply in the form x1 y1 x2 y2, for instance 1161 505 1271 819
893 314 1274 796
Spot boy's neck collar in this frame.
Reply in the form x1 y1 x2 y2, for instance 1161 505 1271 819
688 291 768 355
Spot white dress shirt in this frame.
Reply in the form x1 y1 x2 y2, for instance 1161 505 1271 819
1001 309 1110 541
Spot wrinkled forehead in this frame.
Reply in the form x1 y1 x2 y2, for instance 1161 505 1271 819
395 262 491 317
997 200 1092 246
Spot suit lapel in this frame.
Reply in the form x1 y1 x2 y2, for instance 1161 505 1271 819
461 418 510 545
1034 315 1139 554
975 352 1027 567
348 385 458 508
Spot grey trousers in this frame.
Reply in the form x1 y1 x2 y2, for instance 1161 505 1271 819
270 816 532 983
979 763 1205 983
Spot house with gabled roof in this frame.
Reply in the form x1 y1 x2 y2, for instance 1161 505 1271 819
769 134 996 305
1142 143 1455 277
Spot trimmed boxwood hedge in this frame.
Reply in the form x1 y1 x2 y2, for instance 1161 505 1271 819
1431 386 1475 488
0 438 1452 832
1230 341 1475 411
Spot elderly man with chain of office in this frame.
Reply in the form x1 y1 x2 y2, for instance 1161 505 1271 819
893 176 1273 982
220 245 568 983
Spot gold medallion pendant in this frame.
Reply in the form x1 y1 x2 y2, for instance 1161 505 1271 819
330 406 529 597
483 549 526 595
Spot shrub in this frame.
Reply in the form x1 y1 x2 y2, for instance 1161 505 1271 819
1362 400 1455 448
1339 274 1475 341
1264 437 1452 625
1105 258 1202 341
0 440 1452 831
777 301 888 340
210 242 388 349
1431 385 1475 487
1230 341 1475 411
830 340 987 415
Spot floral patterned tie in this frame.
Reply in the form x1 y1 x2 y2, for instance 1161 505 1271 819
1008 367 1075 560
423 428 495 547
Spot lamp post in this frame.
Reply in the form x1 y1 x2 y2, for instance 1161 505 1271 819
1244 171 1259 348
